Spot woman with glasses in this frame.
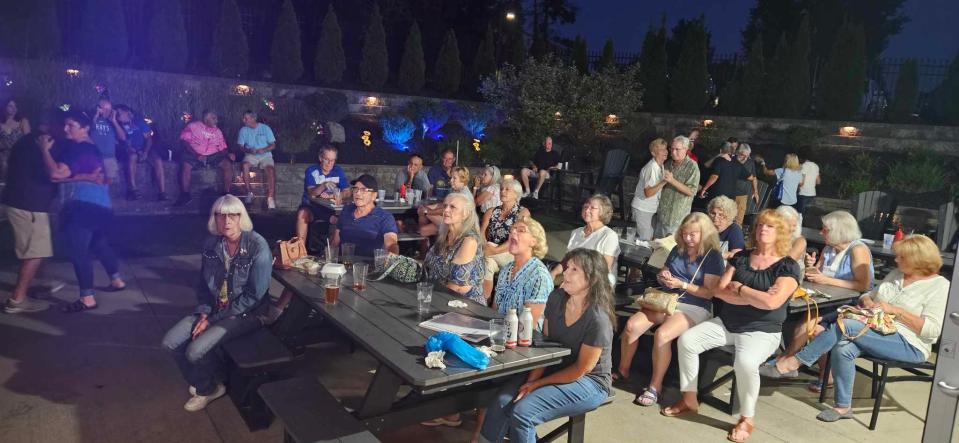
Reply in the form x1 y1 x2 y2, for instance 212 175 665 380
161 195 273 412
331 174 399 257
707 196 745 259
419 166 473 237
550 195 621 287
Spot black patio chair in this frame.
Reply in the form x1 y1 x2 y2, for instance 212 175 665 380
852 191 897 241
580 149 631 220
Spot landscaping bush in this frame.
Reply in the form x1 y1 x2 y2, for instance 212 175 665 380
783 126 824 149
314 5 346 85
637 25 668 112
433 30 462 95
884 149 947 194
379 112 415 147
923 52 959 125
270 0 304 82
723 38 764 116
471 25 497 89
888 59 919 123
210 0 249 77
303 91 349 123
572 37 589 74
398 22 426 94
669 16 709 113
360 4 389 90
402 99 449 139
817 21 866 120
598 39 616 72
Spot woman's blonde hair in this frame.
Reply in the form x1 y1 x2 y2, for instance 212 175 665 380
207 194 254 235
749 209 792 256
514 215 549 258
451 166 470 186
674 212 722 255
648 138 667 153
784 153 801 170
584 194 614 225
483 165 502 186
435 192 480 252
893 234 943 276
820 210 862 245
707 196 738 223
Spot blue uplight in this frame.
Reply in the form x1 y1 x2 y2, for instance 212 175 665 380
379 114 415 148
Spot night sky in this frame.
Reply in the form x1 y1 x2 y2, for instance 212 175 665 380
559 0 959 59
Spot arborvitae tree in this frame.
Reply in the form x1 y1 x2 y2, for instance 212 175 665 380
314 5 345 85
148 0 188 71
24 0 61 58
210 0 249 77
888 58 919 122
433 30 462 95
80 0 128 65
270 0 303 82
761 34 790 116
669 17 709 113
638 25 668 111
817 21 866 120
598 38 616 71
724 38 764 116
506 29 526 67
471 25 496 86
360 4 389 89
398 21 426 93
926 53 959 124
777 13 811 118
571 36 588 74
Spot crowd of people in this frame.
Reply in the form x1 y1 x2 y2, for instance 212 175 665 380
0 102 950 443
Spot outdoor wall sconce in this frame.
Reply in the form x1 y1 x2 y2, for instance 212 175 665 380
839 126 860 137
703 119 715 128
506 11 516 21
364 96 380 106
233 84 252 96
65 68 81 77
605 114 619 125
554 111 562 119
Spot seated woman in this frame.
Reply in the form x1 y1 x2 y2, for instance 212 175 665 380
161 195 273 411
707 195 745 259
550 195 621 287
478 248 614 443
760 234 948 423
331 174 399 256
480 179 531 300
617 212 724 406
423 192 486 304
418 166 473 237
775 205 807 266
473 165 502 214
663 209 801 443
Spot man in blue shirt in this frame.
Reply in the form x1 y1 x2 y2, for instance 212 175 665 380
90 98 127 183
237 111 277 209
296 145 351 241
116 105 166 201
427 148 455 198
332 174 399 257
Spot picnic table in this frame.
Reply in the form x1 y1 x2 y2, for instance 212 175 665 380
618 239 654 268
310 197 416 215
272 268 570 432
801 227 955 272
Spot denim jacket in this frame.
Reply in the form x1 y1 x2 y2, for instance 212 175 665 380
195 230 273 323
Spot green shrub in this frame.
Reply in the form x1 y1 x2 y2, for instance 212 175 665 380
397 22 426 93
433 30 462 95
817 21 866 120
359 4 389 89
210 0 249 77
471 25 496 88
270 0 304 82
402 99 448 137
783 126 824 149
598 39 616 71
572 36 588 74
303 91 348 122
884 149 947 194
839 175 874 198
888 59 919 122
669 16 709 113
314 5 345 85
637 25 668 112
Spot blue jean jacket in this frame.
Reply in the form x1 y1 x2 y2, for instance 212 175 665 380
195 230 273 323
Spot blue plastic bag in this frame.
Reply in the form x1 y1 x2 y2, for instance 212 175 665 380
425 332 489 370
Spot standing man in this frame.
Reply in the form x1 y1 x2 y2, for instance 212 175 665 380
295 145 351 241
519 136 560 199
394 153 431 195
175 110 234 206
237 111 277 209
731 143 760 225
698 143 755 205
797 148 820 218
116 105 166 201
427 148 455 198
630 138 669 241
91 97 126 183
654 135 700 238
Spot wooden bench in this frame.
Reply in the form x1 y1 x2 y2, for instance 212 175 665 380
537 391 616 443
259 377 380 443
222 327 296 430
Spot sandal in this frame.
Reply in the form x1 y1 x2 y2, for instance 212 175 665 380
612 370 629 382
633 387 659 407
727 417 754 443
62 300 97 313
806 380 834 393
661 398 697 417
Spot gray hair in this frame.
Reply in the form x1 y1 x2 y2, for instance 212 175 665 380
501 178 523 200
584 194 614 225
484 165 502 186
207 194 254 235
820 210 862 245
736 143 752 155
720 142 735 155
672 135 690 150
776 205 802 238
707 196 738 221
436 192 481 252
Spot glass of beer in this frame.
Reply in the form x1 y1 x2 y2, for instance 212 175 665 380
324 275 342 305
352 263 368 291
341 243 355 270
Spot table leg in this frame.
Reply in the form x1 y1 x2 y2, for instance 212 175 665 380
357 362 404 419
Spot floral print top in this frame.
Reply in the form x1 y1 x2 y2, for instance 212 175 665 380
0 125 24 152
485 204 524 245
424 231 486 303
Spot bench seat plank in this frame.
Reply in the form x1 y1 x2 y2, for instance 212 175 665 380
259 378 380 443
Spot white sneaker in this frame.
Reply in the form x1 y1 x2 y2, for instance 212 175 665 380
245 192 254 204
183 384 226 412
267 197 276 209
188 386 196 396
532 191 539 199
522 191 529 198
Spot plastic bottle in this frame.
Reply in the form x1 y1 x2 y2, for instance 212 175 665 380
399 183 407 199
505 309 519 349
519 307 533 347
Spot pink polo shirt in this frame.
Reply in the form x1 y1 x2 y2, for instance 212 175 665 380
180 121 227 156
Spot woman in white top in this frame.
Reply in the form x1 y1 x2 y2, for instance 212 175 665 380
761 235 948 423
631 138 669 241
473 165 501 213
551 195 620 287
797 150 820 217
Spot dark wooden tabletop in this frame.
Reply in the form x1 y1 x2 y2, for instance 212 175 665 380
273 269 570 395
309 197 415 214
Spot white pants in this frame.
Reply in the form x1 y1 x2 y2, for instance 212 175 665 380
484 250 514 280
631 208 656 241
677 317 781 418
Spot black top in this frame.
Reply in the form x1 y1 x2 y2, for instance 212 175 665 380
1 135 57 212
543 289 614 393
710 157 751 198
720 250 801 333
532 149 561 170
735 157 757 196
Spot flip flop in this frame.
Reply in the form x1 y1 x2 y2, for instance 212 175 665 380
62 300 98 313
727 417 754 442
612 370 630 382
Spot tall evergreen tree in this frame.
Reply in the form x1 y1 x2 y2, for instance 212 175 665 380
669 17 709 113
927 53 959 124
506 28 526 67
18 0 61 59
80 0 128 65
816 21 866 119
148 0 188 71
598 38 616 71
638 25 668 111
888 59 919 122
270 0 303 82
776 13 811 117
360 4 389 90
433 30 462 95
398 21 426 93
210 0 249 77
761 34 790 116
723 38 764 116
571 36 588 74
471 25 496 86
314 5 345 85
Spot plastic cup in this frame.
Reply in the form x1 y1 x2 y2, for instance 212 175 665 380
416 282 433 314
341 243 355 269
326 246 338 263
374 249 388 271
489 319 507 352
324 276 342 305
352 263 368 291
626 227 636 242
377 189 386 202
882 233 894 249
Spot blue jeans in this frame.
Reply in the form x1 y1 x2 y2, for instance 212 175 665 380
161 313 262 395
796 195 814 217
479 374 608 443
795 320 925 407
63 215 121 297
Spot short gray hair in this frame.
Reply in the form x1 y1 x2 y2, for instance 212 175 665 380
707 196 738 221
207 194 254 235
737 143 752 155
584 194 614 225
501 177 522 197
820 210 862 245
720 142 735 155
672 135 690 150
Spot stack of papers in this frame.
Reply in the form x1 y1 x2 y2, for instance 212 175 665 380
419 312 490 343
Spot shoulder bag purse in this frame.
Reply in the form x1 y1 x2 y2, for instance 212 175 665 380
636 249 712 315
273 237 307 269
836 305 897 340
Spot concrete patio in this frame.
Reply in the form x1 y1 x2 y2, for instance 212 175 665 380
0 255 935 443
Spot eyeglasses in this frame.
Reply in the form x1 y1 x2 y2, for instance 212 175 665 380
509 226 530 234
708 211 727 219
215 213 241 220
350 187 376 193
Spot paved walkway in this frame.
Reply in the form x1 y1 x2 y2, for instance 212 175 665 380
0 255 933 442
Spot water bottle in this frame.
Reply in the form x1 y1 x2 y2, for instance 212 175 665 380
505 309 519 349
519 307 533 347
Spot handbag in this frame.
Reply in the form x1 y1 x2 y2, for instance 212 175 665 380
371 254 423 283
791 287 820 344
273 237 307 269
636 249 712 315
836 305 897 340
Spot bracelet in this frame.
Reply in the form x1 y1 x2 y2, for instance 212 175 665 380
681 282 689 291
